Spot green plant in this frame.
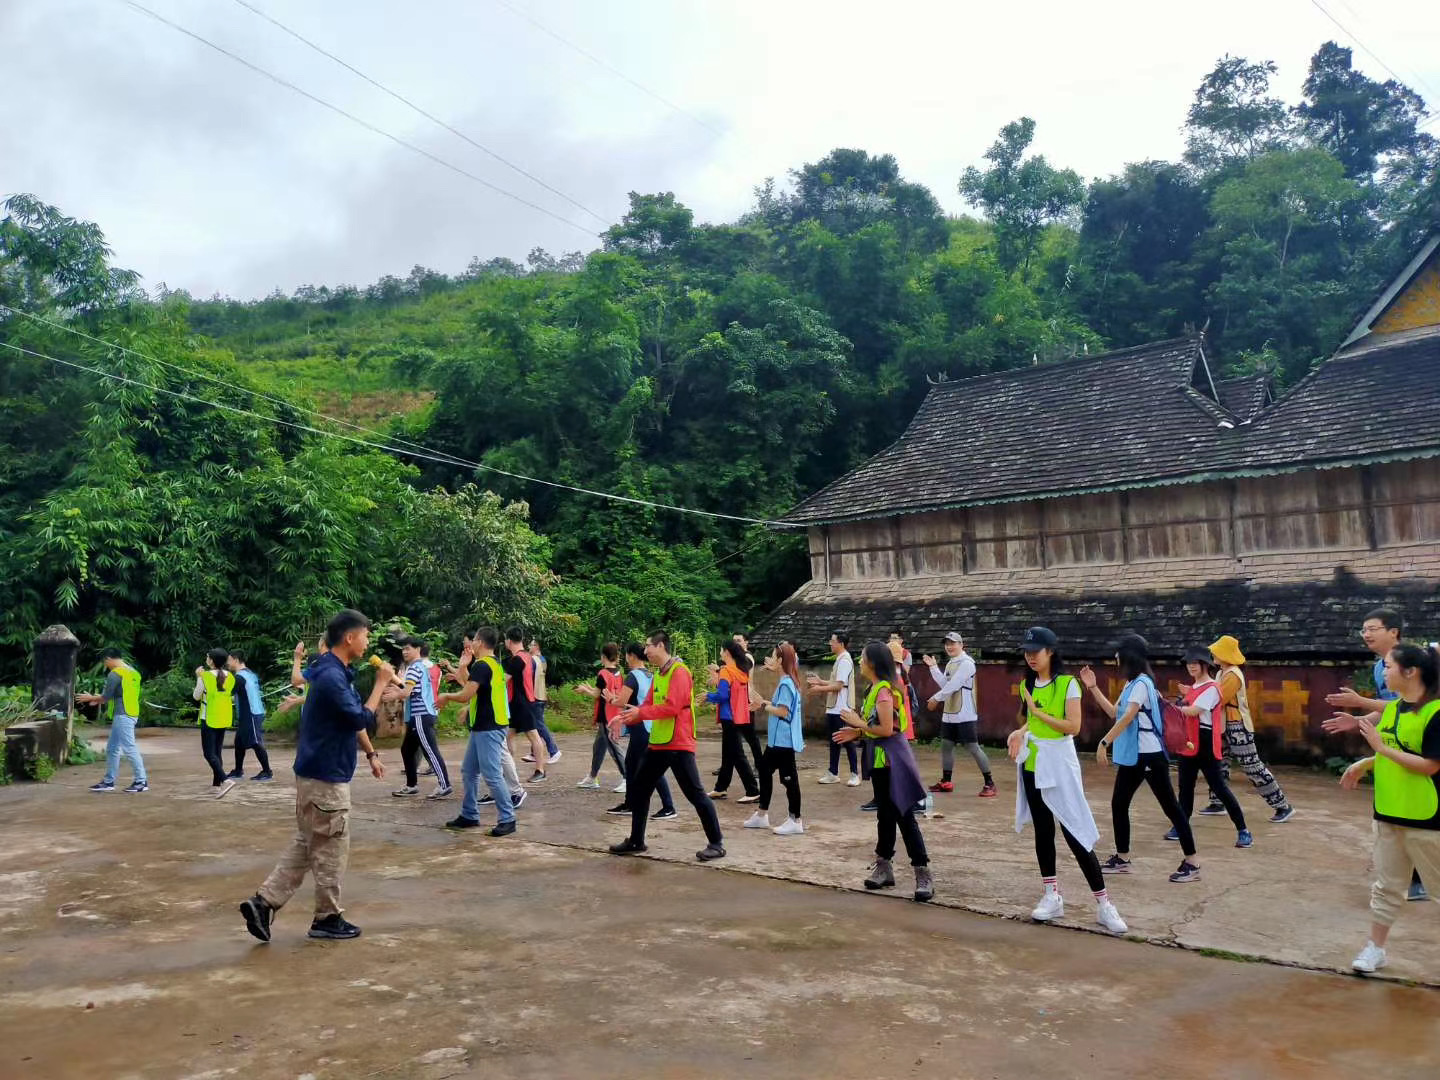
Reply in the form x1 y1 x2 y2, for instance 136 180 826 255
67 734 100 765
26 752 57 782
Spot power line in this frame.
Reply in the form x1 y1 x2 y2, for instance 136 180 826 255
121 1 601 239
0 329 799 527
228 0 611 228
487 0 725 139
1307 0 1440 114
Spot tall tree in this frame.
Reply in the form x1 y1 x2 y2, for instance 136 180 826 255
1183 56 1292 172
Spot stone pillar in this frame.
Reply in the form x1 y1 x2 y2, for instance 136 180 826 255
32 624 80 763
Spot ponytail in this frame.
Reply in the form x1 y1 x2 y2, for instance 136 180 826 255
207 648 231 691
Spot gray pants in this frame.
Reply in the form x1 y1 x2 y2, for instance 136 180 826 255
941 720 990 779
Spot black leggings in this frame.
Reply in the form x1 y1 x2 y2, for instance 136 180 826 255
234 743 271 775
759 746 801 819
628 750 722 847
1021 768 1105 891
872 767 928 867
1177 734 1246 830
716 720 759 794
200 725 227 785
401 715 450 788
590 724 625 778
827 713 858 775
1112 751 1196 857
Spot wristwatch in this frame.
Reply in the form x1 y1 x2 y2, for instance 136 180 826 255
366 751 379 760
1098 739 1110 750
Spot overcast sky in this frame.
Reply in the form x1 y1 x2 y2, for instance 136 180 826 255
4 0 1439 299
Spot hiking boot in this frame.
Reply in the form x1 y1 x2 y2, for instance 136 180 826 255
1101 854 1132 875
913 866 934 902
1169 860 1202 883
307 914 361 940
978 780 998 798
239 894 272 943
864 858 895 890
696 843 726 861
929 780 953 793
610 838 647 855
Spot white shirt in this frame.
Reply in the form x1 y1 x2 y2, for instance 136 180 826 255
1192 684 1221 728
928 652 977 723
1033 677 1082 702
830 651 855 714
1119 679 1162 755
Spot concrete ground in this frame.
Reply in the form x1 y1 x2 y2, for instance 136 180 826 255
1 727 1438 1080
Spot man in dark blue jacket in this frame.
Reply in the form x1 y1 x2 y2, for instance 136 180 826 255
240 609 390 943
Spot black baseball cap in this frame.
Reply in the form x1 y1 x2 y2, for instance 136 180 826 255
1182 645 1214 665
1020 626 1059 652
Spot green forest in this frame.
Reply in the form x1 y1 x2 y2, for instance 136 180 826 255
2 42 1437 704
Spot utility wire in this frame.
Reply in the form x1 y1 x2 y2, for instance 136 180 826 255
121 1 601 239
1307 0 1440 117
488 0 725 139
0 333 800 527
229 0 611 227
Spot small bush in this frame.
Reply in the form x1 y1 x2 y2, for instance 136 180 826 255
26 753 57 782
141 668 202 727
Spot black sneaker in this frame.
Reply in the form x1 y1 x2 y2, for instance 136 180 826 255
489 821 517 837
445 816 481 829
307 914 361 940
609 838 647 855
1198 800 1226 816
240 895 273 942
226 770 244 780
858 800 878 812
605 803 630 816
478 793 496 806
1269 806 1296 824
123 781 149 794
1101 854 1132 875
696 843 726 862
89 780 116 793
511 790 527 809
651 807 678 820
251 772 274 782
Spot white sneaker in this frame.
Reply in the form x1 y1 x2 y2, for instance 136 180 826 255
548 750 563 763
773 817 805 836
522 754 536 763
1031 890 1064 922
392 785 419 797
214 779 238 800
816 772 840 785
1352 941 1388 973
846 774 862 787
612 779 627 794
577 776 600 789
1096 900 1128 934
743 811 770 829
426 786 452 800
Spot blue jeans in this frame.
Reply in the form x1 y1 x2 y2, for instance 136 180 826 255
535 702 558 756
462 730 514 824
104 714 146 785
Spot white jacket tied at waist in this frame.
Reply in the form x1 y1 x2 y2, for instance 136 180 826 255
1014 733 1099 852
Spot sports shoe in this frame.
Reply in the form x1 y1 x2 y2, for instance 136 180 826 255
864 858 895 890
1169 860 1202 883
1031 890 1064 922
90 780 116 793
226 769 244 780
606 803 630 816
419 763 434 776
1270 806 1296 824
1096 900 1128 934
511 790 527 809
708 790 727 800
651 807 677 820
846 774 862 787
743 811 770 829
1101 854 1132 875
737 793 759 804
773 817 804 836
1408 878 1429 902
858 799 878 812
929 780 954 793
1164 827 1179 842
529 771 547 783
522 754 536 763
609 838 647 855
239 895 272 943
307 914 361 940
696 843 726 861
215 779 238 799
547 750 563 764
445 816 480 829
913 866 934 903
489 821 517 837
1235 829 1254 848
978 780 998 798
392 785 420 797
816 772 840 785
478 793 496 806
612 779 628 794
1352 941 1388 973
251 772 273 782
426 786 452 800
576 776 600 789
1199 800 1226 816
123 780 149 793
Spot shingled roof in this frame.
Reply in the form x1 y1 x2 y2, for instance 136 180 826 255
784 331 1440 527
1214 374 1271 421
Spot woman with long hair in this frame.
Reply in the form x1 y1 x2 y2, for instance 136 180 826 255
194 648 237 797
835 641 933 901
1008 627 1127 933
1341 643 1440 973
745 642 806 835
1081 633 1201 883
1172 646 1250 848
706 640 760 803
574 643 627 792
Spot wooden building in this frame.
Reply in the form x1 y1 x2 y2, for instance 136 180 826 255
762 235 1440 757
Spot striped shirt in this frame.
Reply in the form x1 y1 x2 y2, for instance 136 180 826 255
406 660 433 719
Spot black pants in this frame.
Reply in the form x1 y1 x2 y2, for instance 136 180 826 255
624 726 673 811
234 743 271 775
716 720 759 795
1112 751 1196 857
200 725 227 785
590 724 625 778
1021 768 1105 891
827 713 858 775
628 749 722 847
1177 733 1245 830
759 746 801 819
872 767 928 866
401 715 450 788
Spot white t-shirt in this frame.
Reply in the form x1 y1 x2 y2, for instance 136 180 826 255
1120 678 1162 754
830 651 855 714
1033 677 1082 701
930 653 978 723
1192 684 1221 728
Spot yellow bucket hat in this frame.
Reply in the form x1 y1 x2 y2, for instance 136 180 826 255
1208 634 1246 666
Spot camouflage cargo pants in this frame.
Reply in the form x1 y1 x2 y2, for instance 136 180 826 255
258 777 351 917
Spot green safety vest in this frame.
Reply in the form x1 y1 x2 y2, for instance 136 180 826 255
862 679 909 768
649 660 692 746
1023 675 1075 772
1374 698 1440 825
110 662 141 720
469 655 510 729
199 669 235 730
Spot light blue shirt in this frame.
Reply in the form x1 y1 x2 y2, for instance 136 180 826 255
767 676 804 753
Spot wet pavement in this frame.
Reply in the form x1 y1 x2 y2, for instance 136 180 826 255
1 727 1437 1079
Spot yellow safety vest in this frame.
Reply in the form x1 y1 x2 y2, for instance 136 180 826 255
649 660 692 746
199 669 235 730
108 662 142 721
1023 675 1075 772
469 655 510 729
862 679 909 768
1374 698 1440 826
